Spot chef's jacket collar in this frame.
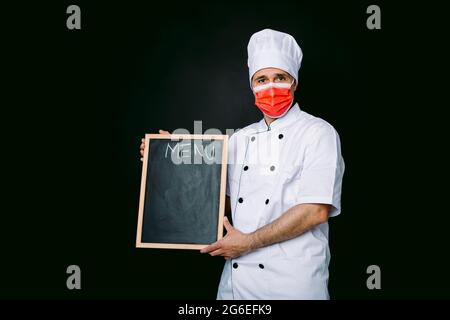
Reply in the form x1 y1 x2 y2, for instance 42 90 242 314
258 102 302 131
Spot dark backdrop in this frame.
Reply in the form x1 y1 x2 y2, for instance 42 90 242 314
2 0 449 299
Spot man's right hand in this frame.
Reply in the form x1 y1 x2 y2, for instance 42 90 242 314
140 129 170 161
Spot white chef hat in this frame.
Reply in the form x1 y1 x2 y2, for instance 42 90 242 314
247 29 303 87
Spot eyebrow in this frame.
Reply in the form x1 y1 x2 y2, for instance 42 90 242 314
254 73 290 81
254 75 268 81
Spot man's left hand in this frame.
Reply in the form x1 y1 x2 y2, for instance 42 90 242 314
200 217 253 259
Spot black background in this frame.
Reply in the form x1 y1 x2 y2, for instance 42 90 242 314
2 0 449 299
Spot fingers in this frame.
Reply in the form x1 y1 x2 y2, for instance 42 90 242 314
223 216 234 233
209 249 223 256
140 132 169 163
200 241 221 254
140 137 145 162
209 249 234 258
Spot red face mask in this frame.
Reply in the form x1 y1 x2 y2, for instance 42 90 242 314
253 81 294 118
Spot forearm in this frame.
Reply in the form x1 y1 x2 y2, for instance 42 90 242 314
246 203 330 251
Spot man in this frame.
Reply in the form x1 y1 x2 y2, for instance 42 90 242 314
140 29 344 300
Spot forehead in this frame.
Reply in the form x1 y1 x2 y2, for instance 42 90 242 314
252 67 291 79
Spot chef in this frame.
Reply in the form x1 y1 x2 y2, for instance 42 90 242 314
200 29 345 299
139 29 345 300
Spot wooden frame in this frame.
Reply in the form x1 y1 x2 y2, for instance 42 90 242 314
136 134 228 250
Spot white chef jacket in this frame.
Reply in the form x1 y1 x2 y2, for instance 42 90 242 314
217 103 344 300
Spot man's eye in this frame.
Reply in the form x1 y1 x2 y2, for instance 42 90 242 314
258 79 266 83
277 76 286 81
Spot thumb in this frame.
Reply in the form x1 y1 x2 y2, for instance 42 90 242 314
223 216 234 232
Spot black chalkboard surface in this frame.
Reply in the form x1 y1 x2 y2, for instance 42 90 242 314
136 134 228 249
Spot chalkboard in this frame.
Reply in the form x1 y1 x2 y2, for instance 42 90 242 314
136 134 228 250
